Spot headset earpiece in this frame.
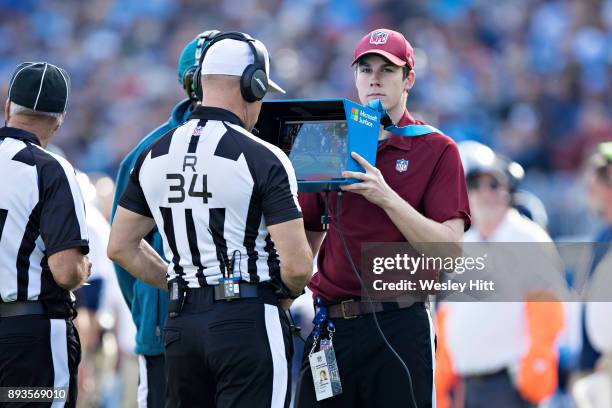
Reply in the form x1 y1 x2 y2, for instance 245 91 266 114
188 30 221 101
182 65 199 101
241 64 268 102
241 38 268 102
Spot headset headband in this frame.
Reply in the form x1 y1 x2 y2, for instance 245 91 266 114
194 31 270 102
198 31 266 73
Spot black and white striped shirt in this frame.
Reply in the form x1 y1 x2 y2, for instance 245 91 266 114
0 127 89 304
120 106 302 288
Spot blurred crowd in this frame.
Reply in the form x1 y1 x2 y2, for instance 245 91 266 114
1 0 611 407
0 0 610 238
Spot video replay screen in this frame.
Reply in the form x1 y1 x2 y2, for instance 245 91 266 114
281 120 348 181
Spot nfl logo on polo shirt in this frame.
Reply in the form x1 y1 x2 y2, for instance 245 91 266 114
395 159 408 173
369 31 388 45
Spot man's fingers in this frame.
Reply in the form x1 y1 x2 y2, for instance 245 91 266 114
342 170 368 180
340 182 369 192
351 152 375 171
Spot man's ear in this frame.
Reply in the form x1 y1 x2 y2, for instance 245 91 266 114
405 70 416 92
4 100 10 124
50 114 64 134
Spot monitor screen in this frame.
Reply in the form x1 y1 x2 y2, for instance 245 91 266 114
281 120 349 181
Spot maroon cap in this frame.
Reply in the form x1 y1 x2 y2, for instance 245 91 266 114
352 29 415 69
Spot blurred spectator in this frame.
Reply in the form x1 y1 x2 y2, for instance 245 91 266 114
572 143 612 407
73 172 110 407
436 146 565 407
71 171 137 407
576 143 612 372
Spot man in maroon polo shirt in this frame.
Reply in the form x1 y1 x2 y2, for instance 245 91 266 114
295 29 471 407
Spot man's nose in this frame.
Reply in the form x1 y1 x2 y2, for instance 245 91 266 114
370 72 382 86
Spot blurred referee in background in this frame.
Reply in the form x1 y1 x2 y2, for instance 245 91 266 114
110 29 219 408
108 32 312 406
0 62 91 407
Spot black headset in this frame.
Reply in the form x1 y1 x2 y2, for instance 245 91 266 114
182 30 221 101
192 31 269 103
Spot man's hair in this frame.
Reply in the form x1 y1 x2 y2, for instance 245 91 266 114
401 66 410 79
9 101 64 124
355 58 411 80
202 74 241 85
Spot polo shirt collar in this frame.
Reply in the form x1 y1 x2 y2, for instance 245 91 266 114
379 110 419 152
0 126 41 146
187 106 244 128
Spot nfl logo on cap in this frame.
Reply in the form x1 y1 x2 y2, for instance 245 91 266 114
369 31 389 45
395 159 408 173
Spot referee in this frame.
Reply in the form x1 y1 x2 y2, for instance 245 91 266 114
0 62 91 407
108 32 313 407
110 30 219 408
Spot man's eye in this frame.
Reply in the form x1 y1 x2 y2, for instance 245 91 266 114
360 67 371 73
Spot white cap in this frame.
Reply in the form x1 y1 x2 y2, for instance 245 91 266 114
201 38 286 94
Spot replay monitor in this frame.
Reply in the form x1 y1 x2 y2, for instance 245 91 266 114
254 99 381 192
282 120 348 181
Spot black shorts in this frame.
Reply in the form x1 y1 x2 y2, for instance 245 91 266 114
295 302 435 408
0 315 80 408
164 287 293 407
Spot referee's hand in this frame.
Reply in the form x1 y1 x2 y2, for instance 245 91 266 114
341 152 396 208
77 255 92 289
48 249 93 291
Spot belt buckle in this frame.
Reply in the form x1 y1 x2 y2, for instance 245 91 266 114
340 299 357 320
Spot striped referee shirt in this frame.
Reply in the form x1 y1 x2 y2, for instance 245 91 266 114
0 127 89 304
119 106 302 288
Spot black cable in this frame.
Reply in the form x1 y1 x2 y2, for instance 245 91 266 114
333 191 419 408
287 308 306 343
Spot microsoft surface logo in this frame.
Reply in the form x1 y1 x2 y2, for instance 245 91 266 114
351 107 359 121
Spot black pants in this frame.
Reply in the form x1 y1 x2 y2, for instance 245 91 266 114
0 315 80 408
138 354 166 408
164 288 292 408
296 303 435 408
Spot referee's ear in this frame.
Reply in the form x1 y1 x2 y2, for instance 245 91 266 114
4 99 10 125
51 118 62 134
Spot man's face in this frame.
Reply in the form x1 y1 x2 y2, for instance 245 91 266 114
468 173 510 222
586 172 612 221
355 54 412 110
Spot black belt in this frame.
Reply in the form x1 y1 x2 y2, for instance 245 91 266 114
327 298 417 319
188 282 278 304
0 301 46 318
222 282 260 299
